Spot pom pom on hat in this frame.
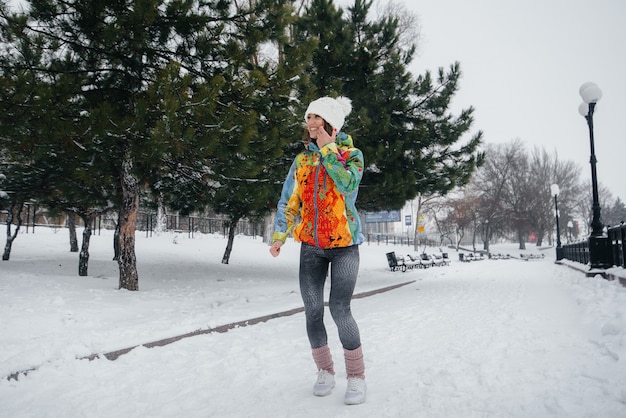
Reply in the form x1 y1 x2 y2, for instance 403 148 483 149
304 96 353 131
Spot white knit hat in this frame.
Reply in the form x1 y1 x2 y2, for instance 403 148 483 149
304 96 353 131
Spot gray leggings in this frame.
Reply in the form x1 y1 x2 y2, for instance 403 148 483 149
299 243 361 350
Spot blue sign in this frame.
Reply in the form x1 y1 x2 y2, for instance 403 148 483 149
364 210 401 223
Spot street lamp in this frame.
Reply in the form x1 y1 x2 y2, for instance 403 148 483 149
578 81 612 269
551 184 563 260
578 82 603 237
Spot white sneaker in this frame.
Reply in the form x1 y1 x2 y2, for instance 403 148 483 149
344 377 366 405
313 370 335 396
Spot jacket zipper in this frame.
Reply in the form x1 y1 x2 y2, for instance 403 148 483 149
313 152 321 247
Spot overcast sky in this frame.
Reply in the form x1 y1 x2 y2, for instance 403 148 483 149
7 0 626 207
408 0 626 205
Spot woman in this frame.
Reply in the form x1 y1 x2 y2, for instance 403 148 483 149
269 96 366 405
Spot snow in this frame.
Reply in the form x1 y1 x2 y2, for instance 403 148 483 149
1 228 626 417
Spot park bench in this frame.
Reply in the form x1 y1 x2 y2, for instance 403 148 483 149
418 253 435 267
488 252 511 260
520 253 545 261
386 251 419 272
432 252 451 266
387 251 453 271
405 252 451 267
404 253 430 268
459 252 485 262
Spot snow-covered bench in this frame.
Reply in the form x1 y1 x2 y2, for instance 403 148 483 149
386 252 418 272
520 253 545 261
459 252 485 262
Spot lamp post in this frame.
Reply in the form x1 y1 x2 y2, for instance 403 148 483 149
578 82 612 269
578 82 603 237
551 184 563 260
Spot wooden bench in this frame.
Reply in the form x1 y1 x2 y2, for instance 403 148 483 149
488 252 511 260
404 253 427 268
386 252 418 272
520 253 545 261
459 252 485 262
433 253 451 266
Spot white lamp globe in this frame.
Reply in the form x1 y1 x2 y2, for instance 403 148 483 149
579 82 602 104
578 102 589 117
550 184 560 196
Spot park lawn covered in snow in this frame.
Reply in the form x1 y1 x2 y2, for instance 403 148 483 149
1 228 626 417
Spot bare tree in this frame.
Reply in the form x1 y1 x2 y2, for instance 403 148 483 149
549 151 584 244
575 181 613 236
603 196 626 227
438 190 480 250
527 147 555 246
501 141 533 249
470 140 524 251
375 0 422 54
436 140 587 249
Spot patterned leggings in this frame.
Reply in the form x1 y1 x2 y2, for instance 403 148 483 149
299 243 361 350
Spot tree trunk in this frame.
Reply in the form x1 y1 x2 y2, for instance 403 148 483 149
3 200 24 261
535 228 545 246
78 215 92 276
155 194 167 235
67 211 79 252
221 218 239 264
117 161 140 291
483 225 490 252
413 195 423 252
471 222 477 252
263 211 275 244
517 229 526 250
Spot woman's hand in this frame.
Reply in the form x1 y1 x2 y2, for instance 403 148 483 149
269 241 283 257
316 126 337 149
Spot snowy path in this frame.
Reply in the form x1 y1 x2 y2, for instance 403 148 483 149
1 232 626 417
365 261 618 417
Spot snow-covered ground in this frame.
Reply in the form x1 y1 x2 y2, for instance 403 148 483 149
1 228 625 417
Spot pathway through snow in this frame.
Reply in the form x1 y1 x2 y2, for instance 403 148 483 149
1 231 625 417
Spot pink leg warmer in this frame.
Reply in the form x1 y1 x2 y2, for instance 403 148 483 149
312 345 335 374
344 346 365 379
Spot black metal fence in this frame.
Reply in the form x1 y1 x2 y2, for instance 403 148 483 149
364 233 439 248
560 223 625 269
608 223 626 268
0 208 264 239
137 212 264 239
366 233 415 247
560 240 589 266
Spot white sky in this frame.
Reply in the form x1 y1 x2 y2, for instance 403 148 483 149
408 0 626 203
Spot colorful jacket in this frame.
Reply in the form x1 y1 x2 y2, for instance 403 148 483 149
272 132 365 249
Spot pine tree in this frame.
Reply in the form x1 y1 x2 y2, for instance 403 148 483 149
295 0 484 211
136 0 307 264
207 0 313 264
0 8 68 260
1 0 295 289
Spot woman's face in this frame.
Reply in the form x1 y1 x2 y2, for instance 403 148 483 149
306 113 325 139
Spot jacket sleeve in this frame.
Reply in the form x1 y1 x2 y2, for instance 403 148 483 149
320 142 364 194
272 158 300 244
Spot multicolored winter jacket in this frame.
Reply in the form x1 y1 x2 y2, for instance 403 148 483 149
272 132 365 249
